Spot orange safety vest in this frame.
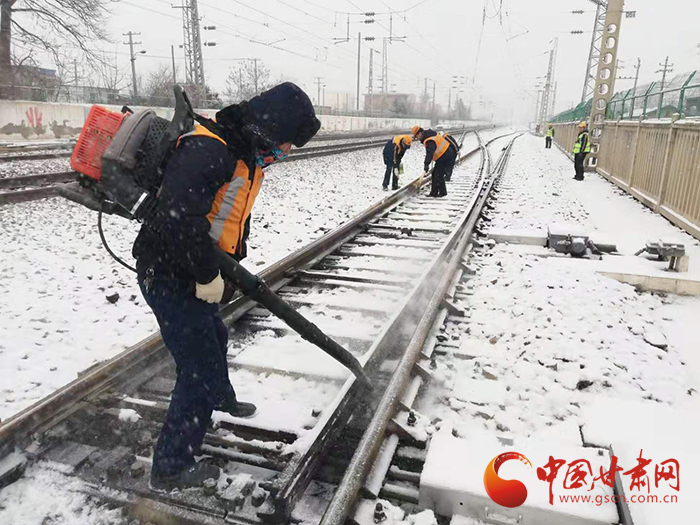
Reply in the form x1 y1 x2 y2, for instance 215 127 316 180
178 124 264 257
393 134 412 148
424 133 451 161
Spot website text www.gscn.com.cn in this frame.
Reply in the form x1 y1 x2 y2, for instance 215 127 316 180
560 494 679 506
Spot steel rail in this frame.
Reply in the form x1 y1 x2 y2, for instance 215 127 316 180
0 151 72 162
320 134 522 525
0 128 475 454
0 129 508 524
0 131 478 205
256 131 516 523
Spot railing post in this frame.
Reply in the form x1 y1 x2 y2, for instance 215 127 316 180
677 71 696 118
627 122 642 191
655 119 679 212
642 82 655 120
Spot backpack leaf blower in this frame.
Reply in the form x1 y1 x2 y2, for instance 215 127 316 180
58 86 371 390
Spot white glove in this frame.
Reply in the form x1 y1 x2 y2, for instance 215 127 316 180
414 172 426 188
196 272 225 303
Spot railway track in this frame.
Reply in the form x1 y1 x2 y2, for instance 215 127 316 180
0 129 519 525
0 128 474 205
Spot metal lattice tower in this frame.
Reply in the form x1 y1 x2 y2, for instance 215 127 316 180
588 0 624 167
538 38 558 128
176 0 205 89
581 1 608 103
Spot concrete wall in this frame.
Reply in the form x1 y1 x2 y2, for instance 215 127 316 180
0 99 432 141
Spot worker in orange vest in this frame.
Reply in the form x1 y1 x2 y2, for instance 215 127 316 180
382 134 413 190
412 126 459 197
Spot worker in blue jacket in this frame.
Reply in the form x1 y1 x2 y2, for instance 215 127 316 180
133 83 321 491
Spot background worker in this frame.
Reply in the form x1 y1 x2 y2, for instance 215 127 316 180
132 83 321 491
572 121 590 181
545 123 555 149
412 126 459 197
382 134 413 190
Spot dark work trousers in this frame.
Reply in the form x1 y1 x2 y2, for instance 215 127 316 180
574 152 587 180
430 147 457 197
138 270 235 477
382 142 398 189
545 136 552 149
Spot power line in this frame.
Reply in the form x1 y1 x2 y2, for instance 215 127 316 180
270 0 339 30
227 0 335 48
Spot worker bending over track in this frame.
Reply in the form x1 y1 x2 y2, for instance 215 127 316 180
412 126 459 197
382 134 413 190
572 121 590 181
132 83 321 491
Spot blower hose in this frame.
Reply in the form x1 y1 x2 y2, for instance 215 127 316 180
98 203 137 274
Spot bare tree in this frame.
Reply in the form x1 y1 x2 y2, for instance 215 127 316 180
223 60 272 104
0 0 111 97
143 64 176 107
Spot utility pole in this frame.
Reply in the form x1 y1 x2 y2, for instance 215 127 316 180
74 59 78 87
618 57 641 116
252 58 259 93
356 32 361 111
656 56 674 91
123 31 143 103
588 0 625 168
315 76 324 106
381 37 388 94
173 0 205 89
171 45 177 84
538 38 558 129
368 51 373 115
432 81 436 121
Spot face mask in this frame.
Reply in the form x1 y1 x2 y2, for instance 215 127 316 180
255 147 288 167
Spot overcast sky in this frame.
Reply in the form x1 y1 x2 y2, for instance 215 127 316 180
28 0 700 121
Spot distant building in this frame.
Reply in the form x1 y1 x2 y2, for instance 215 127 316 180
324 92 357 112
363 93 416 115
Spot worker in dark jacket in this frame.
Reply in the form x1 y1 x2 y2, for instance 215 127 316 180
412 126 459 197
133 82 321 491
382 134 413 190
572 121 590 181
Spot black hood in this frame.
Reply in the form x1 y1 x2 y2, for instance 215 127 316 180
216 82 321 150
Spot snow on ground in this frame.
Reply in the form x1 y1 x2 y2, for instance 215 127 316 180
0 131 464 421
0 157 70 179
0 462 125 525
413 133 698 524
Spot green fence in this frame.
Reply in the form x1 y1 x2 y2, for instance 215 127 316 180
551 70 700 123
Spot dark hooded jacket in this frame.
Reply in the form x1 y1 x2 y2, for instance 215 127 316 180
132 83 321 285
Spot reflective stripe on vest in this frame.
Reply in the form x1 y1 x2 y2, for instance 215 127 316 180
207 160 264 255
546 129 553 137
179 124 264 256
425 133 451 161
573 131 591 154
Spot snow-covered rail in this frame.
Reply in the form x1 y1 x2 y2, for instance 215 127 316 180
0 130 517 525
321 134 522 525
0 127 475 205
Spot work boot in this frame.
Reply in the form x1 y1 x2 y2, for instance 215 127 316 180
216 398 258 418
392 185 399 190
382 186 389 191
150 462 220 492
